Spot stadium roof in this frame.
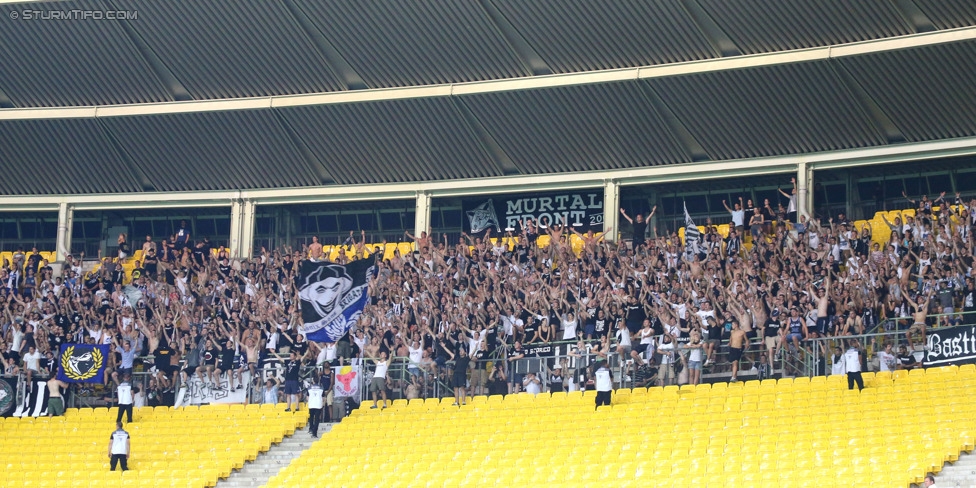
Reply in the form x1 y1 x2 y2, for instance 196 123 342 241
1 0 976 195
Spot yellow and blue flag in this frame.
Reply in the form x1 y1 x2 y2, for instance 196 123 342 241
57 344 109 383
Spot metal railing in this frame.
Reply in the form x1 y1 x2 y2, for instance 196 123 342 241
802 310 976 378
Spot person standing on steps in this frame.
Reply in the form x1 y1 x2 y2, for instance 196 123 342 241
116 374 134 424
449 347 470 407
594 360 612 410
283 351 302 412
307 372 325 438
108 421 130 471
844 339 864 391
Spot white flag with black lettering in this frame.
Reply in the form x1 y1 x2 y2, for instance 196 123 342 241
16 380 49 417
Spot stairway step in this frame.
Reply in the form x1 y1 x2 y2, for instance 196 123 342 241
217 424 332 488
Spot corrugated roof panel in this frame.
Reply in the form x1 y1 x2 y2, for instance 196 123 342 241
294 0 529 88
122 0 345 99
0 0 171 107
839 40 976 142
493 0 716 73
647 61 887 160
697 0 913 54
278 98 501 185
911 0 976 29
461 82 692 174
100 111 321 192
0 119 141 194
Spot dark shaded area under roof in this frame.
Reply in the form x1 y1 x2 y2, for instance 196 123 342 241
1 0 975 106
2 39 976 195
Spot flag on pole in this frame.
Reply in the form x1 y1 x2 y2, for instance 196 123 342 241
683 201 701 257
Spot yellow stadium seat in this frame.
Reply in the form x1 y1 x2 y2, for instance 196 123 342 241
0 404 306 488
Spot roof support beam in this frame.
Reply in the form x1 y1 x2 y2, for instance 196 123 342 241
478 0 553 76
679 0 742 57
270 110 337 185
889 0 937 33
106 0 193 102
636 82 711 162
0 86 14 109
281 0 369 90
2 27 972 120
452 98 523 175
3 137 974 211
828 62 906 144
96 119 158 192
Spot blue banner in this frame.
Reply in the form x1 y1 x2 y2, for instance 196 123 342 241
57 344 109 383
298 259 372 343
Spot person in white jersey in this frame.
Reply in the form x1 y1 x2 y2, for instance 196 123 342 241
108 422 130 471
116 374 134 424
369 351 390 409
594 360 612 410
844 340 864 391
306 372 325 438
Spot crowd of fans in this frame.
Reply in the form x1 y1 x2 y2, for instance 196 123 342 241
1 188 975 411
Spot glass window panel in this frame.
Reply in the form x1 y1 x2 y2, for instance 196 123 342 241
359 213 376 231
214 218 231 236
339 214 358 231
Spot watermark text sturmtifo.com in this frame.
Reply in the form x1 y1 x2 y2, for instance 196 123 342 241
9 9 138 20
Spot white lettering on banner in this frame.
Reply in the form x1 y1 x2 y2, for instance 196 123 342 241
506 200 522 214
299 285 365 335
925 326 976 365
502 193 603 230
554 195 569 210
480 192 604 234
538 197 552 213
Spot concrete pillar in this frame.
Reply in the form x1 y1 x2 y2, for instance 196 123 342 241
414 191 431 239
797 161 813 219
603 179 620 242
229 200 244 258
240 200 256 259
56 202 73 261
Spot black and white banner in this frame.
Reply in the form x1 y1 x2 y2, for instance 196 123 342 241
297 259 372 343
174 372 250 406
522 344 559 357
15 380 49 417
683 201 701 258
0 377 16 417
924 324 976 366
464 191 604 235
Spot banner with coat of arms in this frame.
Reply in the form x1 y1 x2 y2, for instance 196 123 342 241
0 377 16 417
333 364 361 403
57 344 109 383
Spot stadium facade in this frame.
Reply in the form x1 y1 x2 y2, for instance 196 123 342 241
0 0 975 259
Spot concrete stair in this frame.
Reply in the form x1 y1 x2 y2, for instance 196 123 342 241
924 450 976 488
217 423 333 488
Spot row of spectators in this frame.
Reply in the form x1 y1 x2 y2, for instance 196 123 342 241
1 190 975 404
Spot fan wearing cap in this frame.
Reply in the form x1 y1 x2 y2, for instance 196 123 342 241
549 366 564 393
